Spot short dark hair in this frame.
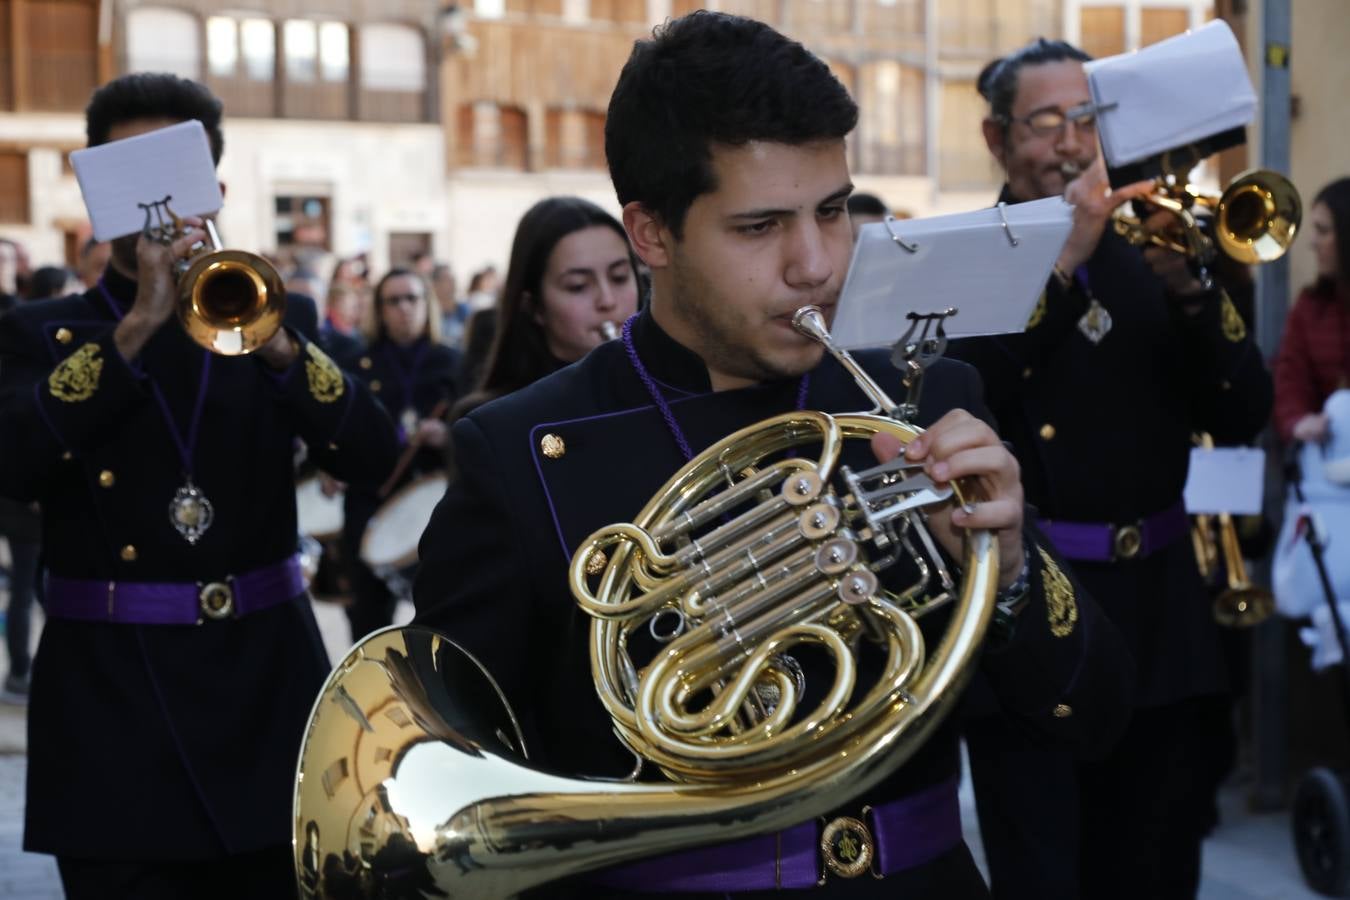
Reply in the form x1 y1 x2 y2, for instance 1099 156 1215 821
86 73 225 165
27 266 76 301
847 193 889 217
978 39 1092 128
1314 177 1350 294
605 11 858 238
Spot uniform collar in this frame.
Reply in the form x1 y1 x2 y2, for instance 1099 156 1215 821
629 306 716 395
98 264 137 317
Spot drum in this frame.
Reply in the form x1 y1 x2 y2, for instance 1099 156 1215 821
295 476 345 541
360 473 448 596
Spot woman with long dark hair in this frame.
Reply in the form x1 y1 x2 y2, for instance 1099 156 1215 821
341 268 460 641
1275 177 1350 444
454 196 641 419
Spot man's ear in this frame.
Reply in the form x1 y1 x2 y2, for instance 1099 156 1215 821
981 118 1006 164
623 202 672 270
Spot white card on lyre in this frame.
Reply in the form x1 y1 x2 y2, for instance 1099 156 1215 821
69 120 222 242
829 197 1073 349
1184 446 1266 515
1086 20 1256 169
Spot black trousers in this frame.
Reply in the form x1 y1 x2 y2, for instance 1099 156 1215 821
967 695 1232 900
4 537 39 679
57 845 295 900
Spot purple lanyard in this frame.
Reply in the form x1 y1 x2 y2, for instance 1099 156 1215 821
620 314 810 462
98 278 212 478
380 339 431 414
1073 264 1092 295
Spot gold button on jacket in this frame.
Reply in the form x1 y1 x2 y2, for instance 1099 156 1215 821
1039 423 1056 441
120 544 138 562
98 469 115 488
540 433 566 459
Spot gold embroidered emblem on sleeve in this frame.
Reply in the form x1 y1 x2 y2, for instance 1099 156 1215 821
48 342 104 403
1026 292 1047 329
1220 292 1247 343
304 342 345 404
1040 545 1078 638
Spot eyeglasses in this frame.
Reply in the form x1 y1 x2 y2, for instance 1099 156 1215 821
1007 104 1097 138
382 293 422 306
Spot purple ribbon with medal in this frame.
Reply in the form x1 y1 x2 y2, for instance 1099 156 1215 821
99 278 215 544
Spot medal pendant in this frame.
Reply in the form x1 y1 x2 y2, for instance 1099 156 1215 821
169 480 214 545
1077 298 1113 345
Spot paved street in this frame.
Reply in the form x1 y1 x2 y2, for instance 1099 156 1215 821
0 596 1331 899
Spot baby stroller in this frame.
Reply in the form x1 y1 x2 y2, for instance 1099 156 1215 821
1279 392 1350 896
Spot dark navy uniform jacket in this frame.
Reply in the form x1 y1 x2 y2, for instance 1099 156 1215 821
413 309 1134 895
947 192 1274 708
336 336 461 542
0 265 400 859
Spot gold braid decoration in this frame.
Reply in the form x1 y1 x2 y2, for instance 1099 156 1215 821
1039 545 1078 638
48 342 103 403
1026 292 1048 329
304 342 345 404
1220 291 1247 343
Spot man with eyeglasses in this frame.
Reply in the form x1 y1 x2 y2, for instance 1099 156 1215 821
946 38 1273 900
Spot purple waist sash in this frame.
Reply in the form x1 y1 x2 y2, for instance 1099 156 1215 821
1038 500 1189 563
588 776 962 892
44 556 305 625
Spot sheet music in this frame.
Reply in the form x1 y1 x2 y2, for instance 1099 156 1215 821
829 197 1073 349
1086 20 1256 169
1184 446 1265 515
69 120 223 241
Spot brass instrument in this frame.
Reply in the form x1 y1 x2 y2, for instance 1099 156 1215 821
1192 433 1275 627
1112 165 1301 268
293 306 999 898
143 200 286 356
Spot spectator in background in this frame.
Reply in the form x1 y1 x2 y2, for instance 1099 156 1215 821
1274 177 1350 445
323 281 368 349
464 265 500 312
431 263 469 347
409 250 435 279
75 238 111 289
846 191 891 243
26 266 83 301
0 238 29 308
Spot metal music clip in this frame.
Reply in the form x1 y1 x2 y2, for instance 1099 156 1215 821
996 201 1020 247
888 308 959 421
138 195 177 241
882 216 919 253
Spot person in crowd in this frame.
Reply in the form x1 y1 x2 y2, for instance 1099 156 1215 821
947 38 1274 900
412 13 1133 898
0 72 399 899
846 192 890 243
1275 177 1350 446
26 266 84 301
431 262 470 347
452 196 640 421
464 264 500 312
75 237 112 290
339 268 461 642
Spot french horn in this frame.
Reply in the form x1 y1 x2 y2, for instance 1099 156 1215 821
293 307 1000 898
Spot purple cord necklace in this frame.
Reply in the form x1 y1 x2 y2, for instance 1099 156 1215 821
99 278 215 544
620 314 810 462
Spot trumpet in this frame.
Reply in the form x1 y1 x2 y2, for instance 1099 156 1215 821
1112 166 1301 268
143 199 286 356
1191 433 1275 627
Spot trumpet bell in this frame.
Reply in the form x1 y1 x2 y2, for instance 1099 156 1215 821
1213 586 1276 628
177 249 286 356
1216 168 1302 264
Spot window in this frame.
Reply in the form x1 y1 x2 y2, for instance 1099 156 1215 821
240 18 276 80
1073 1 1209 55
0 150 29 224
208 16 276 80
24 0 98 111
284 20 318 82
358 23 428 122
275 195 331 250
545 109 606 169
126 8 200 79
856 62 925 175
476 0 506 18
207 17 239 78
1080 5 1126 57
458 102 529 169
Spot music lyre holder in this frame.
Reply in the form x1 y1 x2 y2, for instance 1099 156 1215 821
139 195 177 241
888 308 958 423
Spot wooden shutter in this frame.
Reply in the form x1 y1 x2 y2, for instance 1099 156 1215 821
25 0 98 112
0 150 30 224
1140 8 1191 48
1080 6 1126 59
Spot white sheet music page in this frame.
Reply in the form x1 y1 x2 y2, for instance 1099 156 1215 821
69 120 223 241
1086 20 1256 169
1184 446 1266 515
829 197 1073 349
